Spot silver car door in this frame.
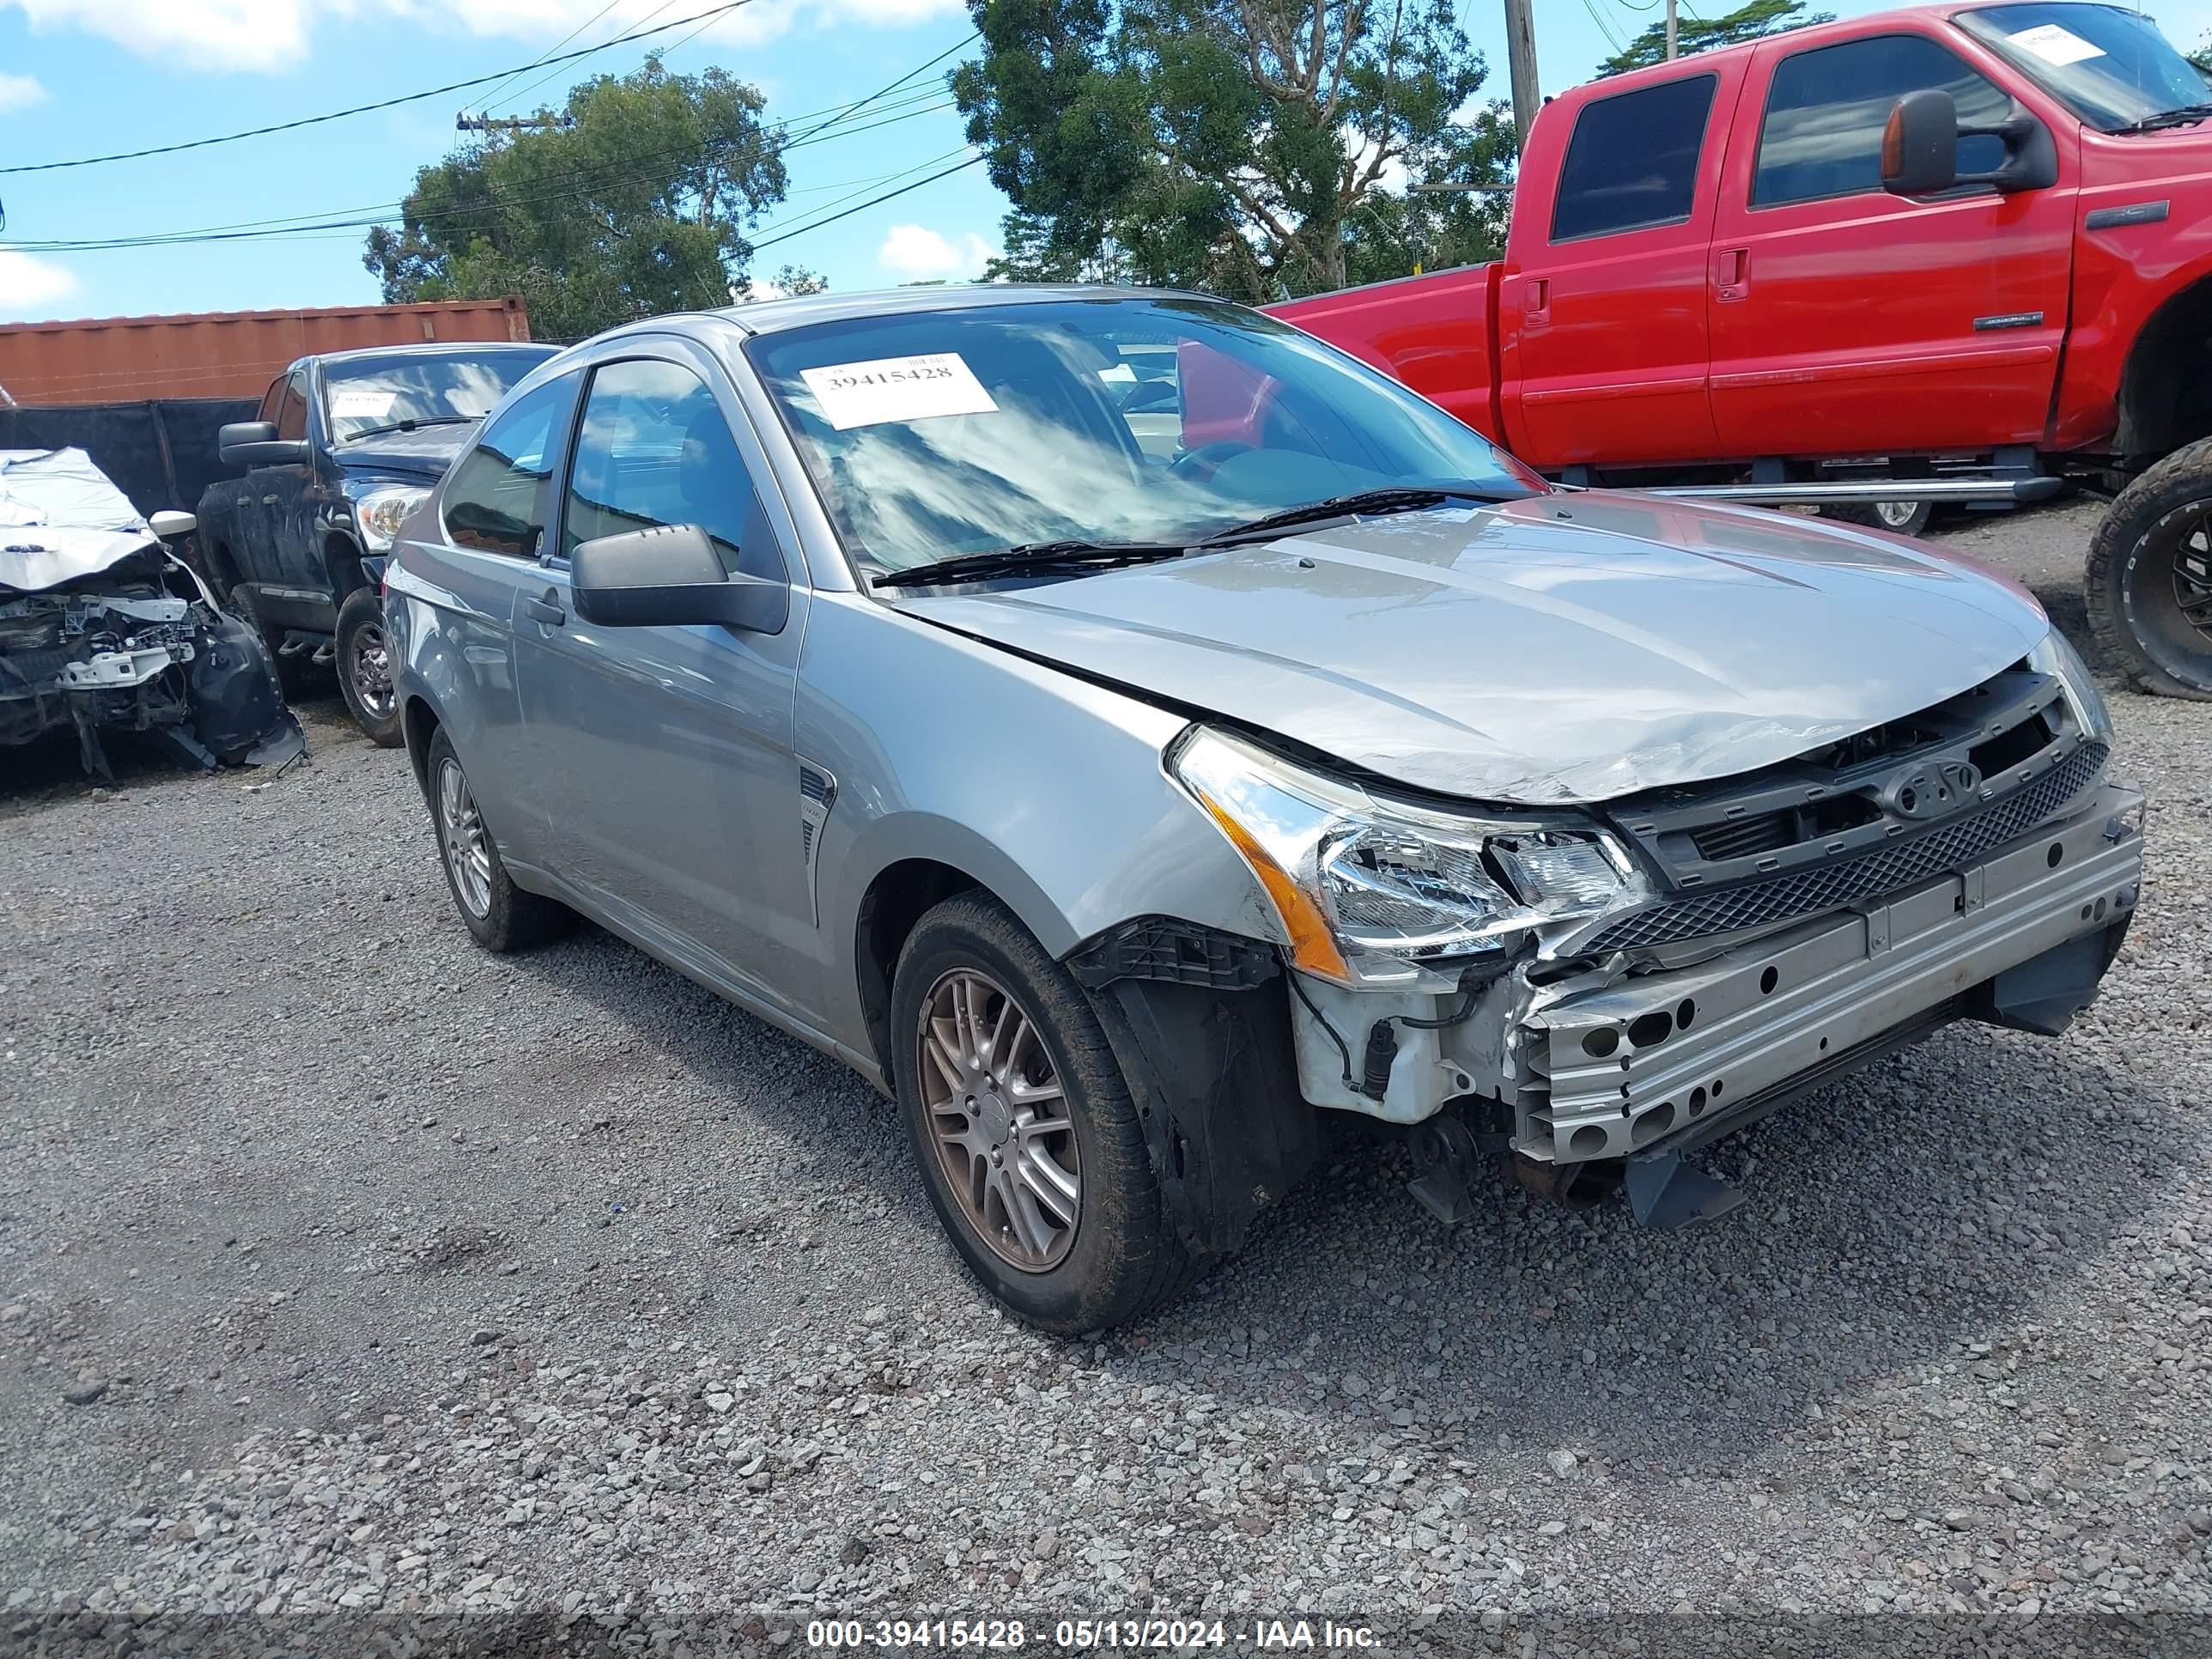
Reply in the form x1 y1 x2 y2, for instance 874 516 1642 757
513 343 817 1015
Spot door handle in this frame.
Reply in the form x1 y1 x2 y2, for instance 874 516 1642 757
526 592 566 627
1714 246 1749 301
261 495 282 506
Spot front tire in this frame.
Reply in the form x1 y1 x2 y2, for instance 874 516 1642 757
335 588 404 746
2085 440 2212 698
890 893 1205 1332
422 727 576 952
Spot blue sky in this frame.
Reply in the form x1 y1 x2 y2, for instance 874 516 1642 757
1 0 2207 327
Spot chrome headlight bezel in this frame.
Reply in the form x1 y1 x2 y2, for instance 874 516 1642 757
1170 725 1647 988
2028 629 2114 747
349 485 433 553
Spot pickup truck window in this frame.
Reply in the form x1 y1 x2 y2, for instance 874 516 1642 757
274 372 310 443
562 357 782 583
1550 74 1717 243
442 372 579 560
1958 4 2212 131
1754 34 2011 208
322 348 553 445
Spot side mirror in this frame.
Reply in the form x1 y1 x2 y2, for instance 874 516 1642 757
149 509 197 541
218 421 311 469
571 522 788 635
1881 89 1960 195
1884 89 2057 198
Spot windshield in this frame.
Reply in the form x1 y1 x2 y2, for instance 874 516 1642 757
322 349 556 444
742 295 1538 576
1959 4 2211 131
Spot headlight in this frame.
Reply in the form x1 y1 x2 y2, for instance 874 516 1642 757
351 486 432 552
1170 726 1645 988
2028 629 2114 746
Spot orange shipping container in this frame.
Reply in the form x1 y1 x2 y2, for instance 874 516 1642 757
0 296 532 407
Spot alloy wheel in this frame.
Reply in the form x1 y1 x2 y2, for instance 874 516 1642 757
349 622 397 719
436 757 493 920
916 967 1081 1273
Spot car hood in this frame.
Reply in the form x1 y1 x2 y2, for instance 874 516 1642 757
329 423 476 483
899 493 2051 806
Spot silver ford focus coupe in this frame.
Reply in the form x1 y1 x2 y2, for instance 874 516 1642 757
386 286 2143 1332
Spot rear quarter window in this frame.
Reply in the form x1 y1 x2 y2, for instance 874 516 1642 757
1550 74 1719 242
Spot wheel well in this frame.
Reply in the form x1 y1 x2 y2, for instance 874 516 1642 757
2117 276 2212 465
401 696 440 793
204 539 241 594
854 858 983 1078
325 533 368 599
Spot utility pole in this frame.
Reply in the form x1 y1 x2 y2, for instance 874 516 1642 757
454 112 573 135
1500 0 1540 147
1666 0 1680 60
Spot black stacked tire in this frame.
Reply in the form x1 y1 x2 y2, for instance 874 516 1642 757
2085 440 2212 699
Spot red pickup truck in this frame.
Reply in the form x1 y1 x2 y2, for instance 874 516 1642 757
1269 2 2212 698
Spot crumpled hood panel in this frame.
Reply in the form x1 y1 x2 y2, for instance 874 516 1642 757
901 494 2051 805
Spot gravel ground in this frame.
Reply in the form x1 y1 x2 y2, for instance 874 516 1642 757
2 501 2208 1653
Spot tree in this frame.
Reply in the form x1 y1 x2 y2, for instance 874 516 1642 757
951 0 1516 302
761 264 830 297
365 58 786 343
1596 0 1832 78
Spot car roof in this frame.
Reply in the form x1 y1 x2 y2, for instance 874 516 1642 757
301 340 562 370
585 284 1220 344
1571 2 2013 96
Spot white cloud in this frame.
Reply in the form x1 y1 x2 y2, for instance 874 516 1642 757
876 223 994 281
0 71 47 112
2 0 963 74
0 252 80 319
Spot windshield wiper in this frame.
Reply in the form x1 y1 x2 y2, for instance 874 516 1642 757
343 415 479 441
1196 483 1522 545
2116 102 2212 133
872 539 1191 589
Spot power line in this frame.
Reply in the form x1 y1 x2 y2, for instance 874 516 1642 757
0 0 757 176
1 91 964 254
477 0 629 111
489 0 685 117
750 154 985 251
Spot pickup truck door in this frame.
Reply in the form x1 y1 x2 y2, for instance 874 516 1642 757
1501 60 1746 470
238 369 322 619
1705 27 2077 460
512 345 817 1018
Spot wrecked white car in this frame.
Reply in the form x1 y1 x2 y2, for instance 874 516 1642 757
1 447 305 780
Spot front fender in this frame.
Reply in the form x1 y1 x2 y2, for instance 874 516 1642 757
800 594 1281 1057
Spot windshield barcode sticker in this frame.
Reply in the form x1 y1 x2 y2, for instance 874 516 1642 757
330 389 398 419
2007 23 2103 66
799 353 999 431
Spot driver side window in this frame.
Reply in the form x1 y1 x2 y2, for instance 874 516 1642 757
560 357 784 583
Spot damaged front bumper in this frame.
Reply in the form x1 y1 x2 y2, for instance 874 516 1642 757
1287 778 2145 1194
0 568 306 779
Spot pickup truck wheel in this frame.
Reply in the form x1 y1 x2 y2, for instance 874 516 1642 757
2086 440 2212 699
422 727 578 951
335 588 404 746
1822 499 1934 538
890 894 1205 1332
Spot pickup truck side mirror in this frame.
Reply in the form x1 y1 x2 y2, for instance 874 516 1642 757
218 421 312 469
571 522 788 635
1882 89 2057 198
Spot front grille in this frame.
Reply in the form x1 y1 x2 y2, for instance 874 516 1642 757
1582 742 2109 955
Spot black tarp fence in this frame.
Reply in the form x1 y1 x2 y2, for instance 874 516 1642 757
0 398 254 520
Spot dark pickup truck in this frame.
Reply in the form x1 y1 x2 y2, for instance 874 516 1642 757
198 342 555 742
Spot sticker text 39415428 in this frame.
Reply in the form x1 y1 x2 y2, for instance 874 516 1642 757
798 353 1000 432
